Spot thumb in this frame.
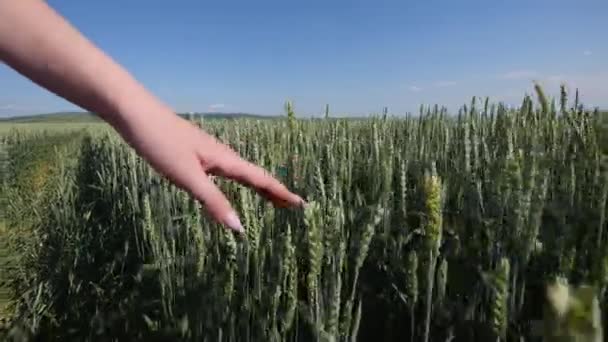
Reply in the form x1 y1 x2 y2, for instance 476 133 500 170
190 175 244 234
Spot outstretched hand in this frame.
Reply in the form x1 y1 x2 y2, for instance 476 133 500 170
0 0 304 233
122 112 304 233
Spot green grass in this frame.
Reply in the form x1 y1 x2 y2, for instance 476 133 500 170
0 112 102 124
2 98 607 341
0 129 86 327
0 111 280 124
0 221 10 320
0 111 279 135
0 122 109 135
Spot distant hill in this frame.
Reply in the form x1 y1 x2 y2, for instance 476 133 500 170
185 112 280 120
0 111 281 123
0 112 102 123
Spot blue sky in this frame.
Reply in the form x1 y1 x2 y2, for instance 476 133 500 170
1 0 606 117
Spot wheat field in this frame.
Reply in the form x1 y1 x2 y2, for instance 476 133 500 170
1 86 606 341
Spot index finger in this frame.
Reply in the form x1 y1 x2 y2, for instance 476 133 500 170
211 155 304 208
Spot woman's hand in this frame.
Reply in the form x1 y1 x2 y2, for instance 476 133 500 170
0 0 303 233
121 111 304 233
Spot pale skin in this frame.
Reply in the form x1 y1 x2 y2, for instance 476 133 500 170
0 0 305 233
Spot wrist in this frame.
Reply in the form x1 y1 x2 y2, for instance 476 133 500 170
103 76 177 136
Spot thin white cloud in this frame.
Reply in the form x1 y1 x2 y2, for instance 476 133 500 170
500 70 540 80
207 103 229 112
434 80 457 87
583 50 592 56
0 104 33 111
408 85 422 92
209 103 225 110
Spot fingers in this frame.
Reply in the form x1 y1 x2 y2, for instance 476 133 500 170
206 153 304 208
187 172 244 234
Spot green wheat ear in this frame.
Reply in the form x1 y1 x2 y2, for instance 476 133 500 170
534 81 549 115
566 286 603 338
544 278 603 342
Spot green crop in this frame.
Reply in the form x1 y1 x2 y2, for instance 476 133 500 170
1 87 607 341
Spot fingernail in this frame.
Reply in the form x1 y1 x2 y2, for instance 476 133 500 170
294 195 306 206
297 196 308 208
224 211 244 233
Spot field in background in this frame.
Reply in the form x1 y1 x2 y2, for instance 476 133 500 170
0 110 286 135
0 123 107 136
0 137 9 327
0 128 87 333
0 222 10 324
0 111 104 133
1 88 607 341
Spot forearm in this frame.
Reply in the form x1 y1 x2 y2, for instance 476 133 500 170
0 0 172 134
